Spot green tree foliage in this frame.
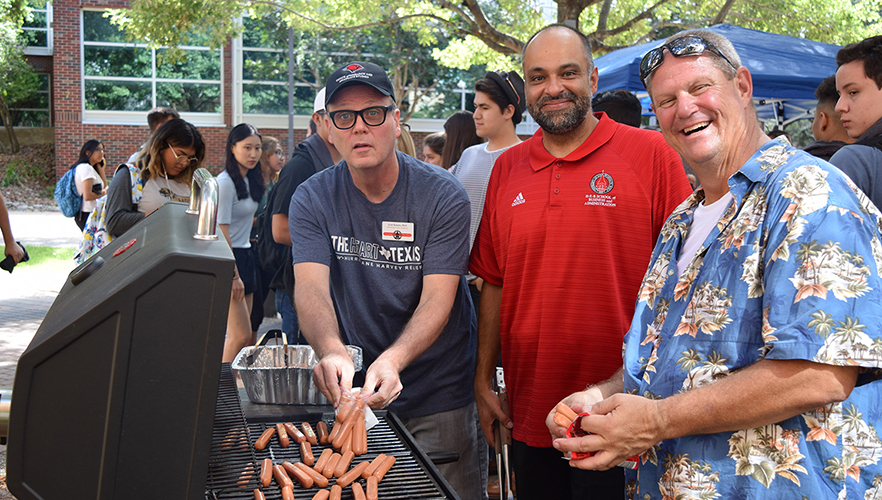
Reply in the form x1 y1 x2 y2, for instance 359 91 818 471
112 0 882 75
0 0 44 153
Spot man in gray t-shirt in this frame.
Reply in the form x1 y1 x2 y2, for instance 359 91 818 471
289 61 485 500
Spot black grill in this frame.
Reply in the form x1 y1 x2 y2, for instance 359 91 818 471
206 365 457 499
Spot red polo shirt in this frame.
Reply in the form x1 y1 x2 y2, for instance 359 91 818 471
470 113 693 447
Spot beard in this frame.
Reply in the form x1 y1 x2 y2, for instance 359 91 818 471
527 90 592 135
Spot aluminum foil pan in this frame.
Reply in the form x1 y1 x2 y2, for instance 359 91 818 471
231 344 362 405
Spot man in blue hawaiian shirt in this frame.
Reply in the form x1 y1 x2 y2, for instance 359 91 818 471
547 30 882 500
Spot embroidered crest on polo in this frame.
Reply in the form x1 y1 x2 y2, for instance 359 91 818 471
590 171 614 194
511 192 526 207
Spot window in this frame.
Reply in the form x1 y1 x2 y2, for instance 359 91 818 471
2 74 52 127
21 0 52 55
81 10 223 124
238 17 314 122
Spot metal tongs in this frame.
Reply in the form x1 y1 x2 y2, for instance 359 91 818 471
245 329 289 366
493 367 514 500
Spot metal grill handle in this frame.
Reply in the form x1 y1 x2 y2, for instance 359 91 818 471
187 167 219 240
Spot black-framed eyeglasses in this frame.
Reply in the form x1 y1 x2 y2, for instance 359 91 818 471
639 35 737 88
328 105 395 130
167 142 199 166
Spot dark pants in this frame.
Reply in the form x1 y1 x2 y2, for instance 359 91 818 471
510 439 624 500
75 210 89 230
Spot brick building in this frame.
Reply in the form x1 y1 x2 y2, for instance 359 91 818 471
25 0 453 180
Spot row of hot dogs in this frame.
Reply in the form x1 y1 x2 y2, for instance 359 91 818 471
251 396 389 499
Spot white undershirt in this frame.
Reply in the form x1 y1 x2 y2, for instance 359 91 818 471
676 192 733 277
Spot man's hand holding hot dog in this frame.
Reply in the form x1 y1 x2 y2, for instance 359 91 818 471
295 261 354 406
549 360 860 471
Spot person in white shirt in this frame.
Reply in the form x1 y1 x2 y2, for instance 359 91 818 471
72 140 108 229
217 123 265 362
451 71 527 308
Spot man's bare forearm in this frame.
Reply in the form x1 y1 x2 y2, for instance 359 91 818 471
474 282 502 391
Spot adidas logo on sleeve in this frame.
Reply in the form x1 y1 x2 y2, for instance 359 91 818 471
511 192 525 207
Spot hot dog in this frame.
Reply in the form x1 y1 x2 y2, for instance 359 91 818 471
553 412 574 429
352 416 367 456
254 427 275 450
329 484 342 500
294 461 330 488
322 452 341 479
361 454 387 479
349 400 366 422
312 490 330 500
352 482 366 500
336 397 357 424
332 420 354 450
254 489 266 500
282 460 313 488
276 423 290 448
301 440 315 466
373 455 396 482
366 476 378 500
317 421 330 444
260 458 273 487
302 422 318 445
336 460 369 488
555 402 579 422
284 422 306 444
273 464 294 489
340 431 353 455
334 450 355 478
314 448 333 472
281 484 295 500
238 464 255 488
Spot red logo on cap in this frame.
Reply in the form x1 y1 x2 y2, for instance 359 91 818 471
344 64 364 73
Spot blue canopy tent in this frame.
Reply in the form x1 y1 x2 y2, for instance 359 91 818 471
594 24 841 126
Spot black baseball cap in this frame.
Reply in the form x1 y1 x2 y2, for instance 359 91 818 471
325 62 395 108
485 71 526 115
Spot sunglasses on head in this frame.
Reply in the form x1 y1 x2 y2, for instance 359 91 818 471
639 35 737 88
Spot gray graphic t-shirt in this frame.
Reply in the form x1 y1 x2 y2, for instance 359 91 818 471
289 152 476 418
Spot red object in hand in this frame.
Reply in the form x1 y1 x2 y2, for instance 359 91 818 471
566 412 639 469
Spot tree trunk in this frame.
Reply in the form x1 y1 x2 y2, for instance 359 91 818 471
556 0 598 29
0 94 20 154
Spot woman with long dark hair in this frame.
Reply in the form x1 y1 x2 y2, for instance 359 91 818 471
440 110 483 171
106 119 204 234
72 139 108 229
75 119 205 263
218 123 265 362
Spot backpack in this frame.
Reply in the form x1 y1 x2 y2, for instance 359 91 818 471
75 165 145 264
54 167 82 217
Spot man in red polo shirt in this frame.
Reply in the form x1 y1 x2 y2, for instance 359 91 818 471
469 24 693 499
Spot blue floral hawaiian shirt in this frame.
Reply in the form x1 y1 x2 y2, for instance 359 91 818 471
623 139 882 500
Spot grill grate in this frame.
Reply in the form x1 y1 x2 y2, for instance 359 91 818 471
205 365 259 498
206 366 454 499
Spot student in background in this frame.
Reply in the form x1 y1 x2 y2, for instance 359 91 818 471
217 123 265 362
72 140 108 230
440 110 483 171
422 132 445 166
